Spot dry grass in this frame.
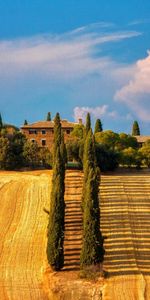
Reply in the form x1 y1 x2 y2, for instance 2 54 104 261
0 170 52 300
101 174 150 300
0 170 150 300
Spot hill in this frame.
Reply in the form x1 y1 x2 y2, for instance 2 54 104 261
0 170 150 299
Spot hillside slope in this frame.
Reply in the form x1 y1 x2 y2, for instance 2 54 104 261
0 171 51 300
101 174 150 300
0 171 150 300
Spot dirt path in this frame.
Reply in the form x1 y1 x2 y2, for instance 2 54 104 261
101 174 150 300
0 171 52 300
63 170 83 271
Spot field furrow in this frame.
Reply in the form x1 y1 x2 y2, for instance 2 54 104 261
0 171 52 300
101 174 150 300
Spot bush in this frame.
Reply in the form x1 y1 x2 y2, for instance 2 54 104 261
95 144 119 171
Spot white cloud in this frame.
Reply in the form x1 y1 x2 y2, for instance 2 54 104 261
73 105 118 122
115 51 150 122
0 24 140 81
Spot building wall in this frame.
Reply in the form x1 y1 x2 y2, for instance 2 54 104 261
21 127 74 151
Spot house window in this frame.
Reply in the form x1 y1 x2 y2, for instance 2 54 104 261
42 130 46 135
29 129 37 134
66 129 70 134
42 140 46 146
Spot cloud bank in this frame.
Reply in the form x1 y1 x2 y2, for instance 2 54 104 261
0 24 140 81
115 51 150 122
73 105 118 122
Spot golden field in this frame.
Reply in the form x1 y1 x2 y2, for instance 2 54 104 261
0 170 150 300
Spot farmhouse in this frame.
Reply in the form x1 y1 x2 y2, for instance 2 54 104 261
21 119 82 151
134 135 150 147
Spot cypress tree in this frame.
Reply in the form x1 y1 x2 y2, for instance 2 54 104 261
24 120 28 125
80 130 104 268
132 121 140 136
53 113 62 163
46 112 51 121
94 119 103 134
46 113 65 271
81 129 95 209
0 113 3 130
85 113 91 136
80 168 104 267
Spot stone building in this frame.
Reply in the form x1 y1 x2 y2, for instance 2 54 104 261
21 119 81 151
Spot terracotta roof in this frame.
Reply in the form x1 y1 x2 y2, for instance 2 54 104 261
134 136 150 143
21 120 76 129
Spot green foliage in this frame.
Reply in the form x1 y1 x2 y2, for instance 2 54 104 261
139 141 150 168
95 144 119 171
85 113 91 136
80 130 104 269
132 120 140 136
0 113 3 129
47 113 65 271
39 147 52 167
24 120 28 125
23 140 40 167
94 119 103 134
95 130 119 150
8 132 26 169
71 124 84 139
47 148 65 270
46 112 51 121
120 147 137 168
60 132 67 168
118 133 138 150
53 113 61 163
80 167 104 268
0 136 10 169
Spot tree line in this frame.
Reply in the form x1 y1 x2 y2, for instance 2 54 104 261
0 112 150 170
46 113 104 273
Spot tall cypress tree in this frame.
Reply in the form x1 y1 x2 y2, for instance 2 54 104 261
80 130 104 268
85 113 91 136
46 113 65 271
132 120 140 136
46 112 51 121
24 120 28 125
0 113 3 130
94 119 103 134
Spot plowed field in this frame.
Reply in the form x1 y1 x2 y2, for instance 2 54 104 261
0 171 51 300
0 170 150 300
101 174 150 300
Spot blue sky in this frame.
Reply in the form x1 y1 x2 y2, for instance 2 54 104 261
0 0 150 134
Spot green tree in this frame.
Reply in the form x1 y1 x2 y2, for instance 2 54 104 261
139 140 150 168
0 136 10 169
39 147 52 167
71 124 84 139
94 119 103 134
80 130 104 268
117 133 138 150
46 113 65 271
53 113 62 163
132 120 140 136
120 147 137 168
0 113 3 130
95 144 119 171
85 113 91 136
23 140 39 167
46 112 51 121
95 130 119 150
24 120 28 125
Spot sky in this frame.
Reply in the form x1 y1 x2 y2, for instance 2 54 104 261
0 0 150 134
